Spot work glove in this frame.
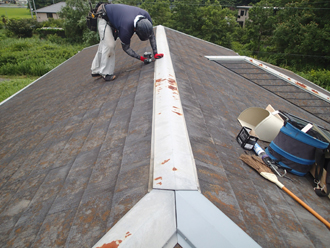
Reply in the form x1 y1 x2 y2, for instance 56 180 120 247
154 53 164 59
140 56 151 64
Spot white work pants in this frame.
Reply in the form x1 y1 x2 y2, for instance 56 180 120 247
91 18 116 76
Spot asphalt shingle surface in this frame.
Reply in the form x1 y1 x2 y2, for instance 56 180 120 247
166 28 330 247
0 35 154 247
216 60 330 122
0 26 330 248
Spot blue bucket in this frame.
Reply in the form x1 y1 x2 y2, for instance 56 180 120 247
266 122 329 176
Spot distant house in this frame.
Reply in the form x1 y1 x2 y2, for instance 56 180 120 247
17 0 28 4
35 2 66 22
236 6 252 27
236 6 283 27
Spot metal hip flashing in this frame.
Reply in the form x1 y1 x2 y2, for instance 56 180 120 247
92 26 261 248
176 190 261 248
151 25 200 191
92 189 177 248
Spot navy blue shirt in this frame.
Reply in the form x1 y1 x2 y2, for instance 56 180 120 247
105 4 153 45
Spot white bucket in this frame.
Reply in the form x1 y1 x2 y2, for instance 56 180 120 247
237 107 284 142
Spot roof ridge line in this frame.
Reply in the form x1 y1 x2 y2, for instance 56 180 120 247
163 26 237 54
92 25 261 248
151 25 199 191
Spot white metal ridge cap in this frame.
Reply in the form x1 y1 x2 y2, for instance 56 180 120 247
244 57 330 103
152 25 200 191
176 190 262 248
205 55 246 61
92 189 177 248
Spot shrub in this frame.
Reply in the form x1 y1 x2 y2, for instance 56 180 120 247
82 30 99 46
47 34 65 44
6 18 40 38
1 15 8 29
0 32 6 40
40 18 64 28
36 27 66 39
0 36 84 77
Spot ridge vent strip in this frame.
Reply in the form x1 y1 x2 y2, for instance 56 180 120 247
206 56 330 104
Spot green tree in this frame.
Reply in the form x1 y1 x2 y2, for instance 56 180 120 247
5 18 40 38
199 0 239 48
242 0 278 56
2 15 8 29
271 0 330 69
117 0 142 6
59 0 98 44
170 0 203 38
140 0 172 26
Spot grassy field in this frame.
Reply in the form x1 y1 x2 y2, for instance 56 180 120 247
0 27 84 103
0 6 33 19
0 76 38 103
0 7 36 103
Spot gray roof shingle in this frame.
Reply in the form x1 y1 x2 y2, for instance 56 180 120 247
0 37 153 247
0 26 329 247
166 27 330 247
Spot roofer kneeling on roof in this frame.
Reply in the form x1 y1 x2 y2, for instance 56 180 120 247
91 2 164 81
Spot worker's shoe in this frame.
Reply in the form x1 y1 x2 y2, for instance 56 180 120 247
102 74 116 81
91 73 100 77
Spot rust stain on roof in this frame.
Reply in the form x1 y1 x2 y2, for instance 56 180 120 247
125 231 131 238
155 78 166 83
154 176 163 185
168 85 177 91
161 159 170 164
168 78 176 84
172 106 182 116
168 79 178 91
295 82 307 88
156 87 162 94
96 240 122 248
172 110 182 116
155 78 166 88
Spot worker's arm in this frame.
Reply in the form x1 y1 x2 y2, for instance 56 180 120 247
149 33 163 59
121 43 142 60
121 33 163 61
